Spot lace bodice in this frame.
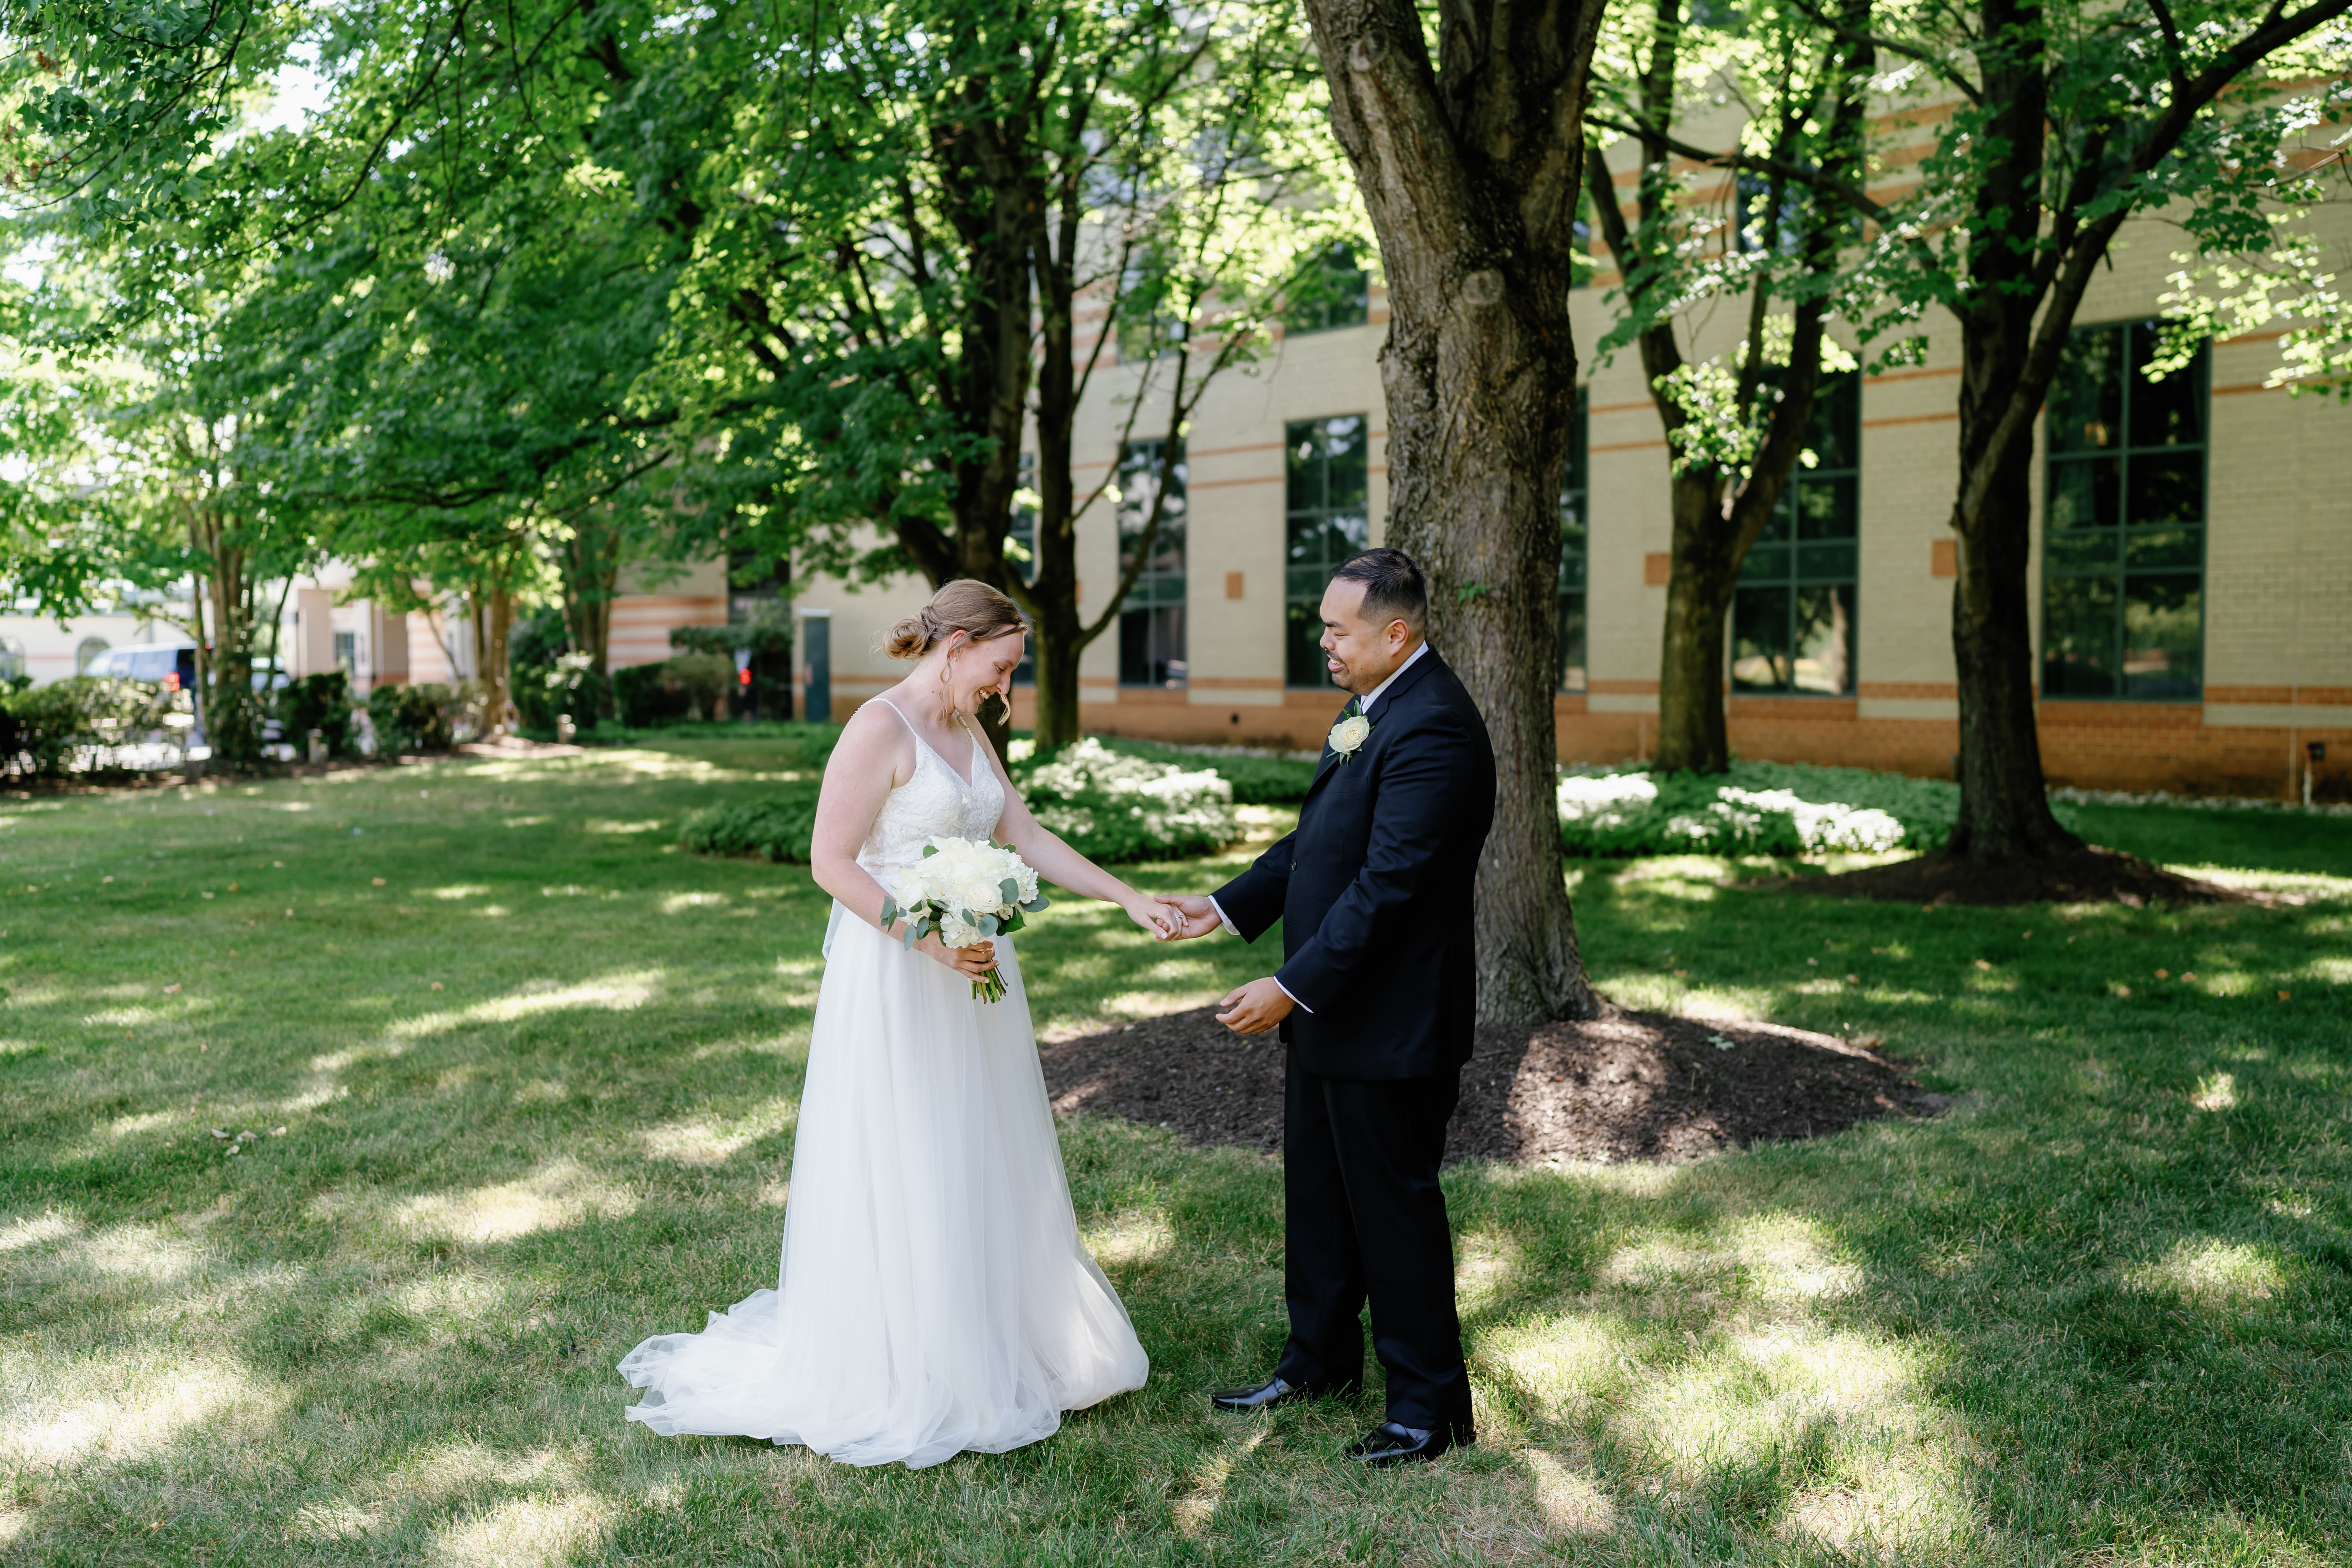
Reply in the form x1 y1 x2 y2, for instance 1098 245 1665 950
857 700 1006 875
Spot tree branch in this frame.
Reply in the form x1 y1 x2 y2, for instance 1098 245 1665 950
1587 113 1890 223
1782 0 1982 103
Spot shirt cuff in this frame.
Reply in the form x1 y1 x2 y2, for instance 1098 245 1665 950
1209 897 1311 1013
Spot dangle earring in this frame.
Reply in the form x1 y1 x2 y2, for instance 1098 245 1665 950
937 637 960 721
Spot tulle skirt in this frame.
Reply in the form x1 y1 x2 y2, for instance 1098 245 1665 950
618 903 1149 1468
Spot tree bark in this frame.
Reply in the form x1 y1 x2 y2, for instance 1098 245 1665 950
1299 0 1609 1024
1944 0 2081 860
1653 475 1737 770
186 496 265 768
559 511 622 721
481 578 515 737
1024 266 1088 750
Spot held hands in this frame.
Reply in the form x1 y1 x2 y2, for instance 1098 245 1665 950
1120 894 1179 940
1151 893 1224 942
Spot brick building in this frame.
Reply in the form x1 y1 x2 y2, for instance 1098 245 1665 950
795 111 2352 801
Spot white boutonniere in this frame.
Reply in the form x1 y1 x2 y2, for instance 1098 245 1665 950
1327 707 1372 764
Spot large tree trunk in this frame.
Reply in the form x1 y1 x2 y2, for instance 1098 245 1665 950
1949 432 2073 855
1945 0 2081 860
1302 0 1609 1024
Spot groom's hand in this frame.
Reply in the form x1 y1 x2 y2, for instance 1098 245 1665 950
1152 893 1224 941
1215 976 1294 1035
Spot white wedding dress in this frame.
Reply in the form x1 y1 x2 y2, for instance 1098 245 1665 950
618 701 1149 1468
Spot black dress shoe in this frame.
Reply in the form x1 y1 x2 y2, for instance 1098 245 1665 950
1345 1421 1470 1466
1209 1376 1354 1414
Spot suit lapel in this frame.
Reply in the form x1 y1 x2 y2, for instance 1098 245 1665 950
1298 696 1354 812
1295 651 1444 817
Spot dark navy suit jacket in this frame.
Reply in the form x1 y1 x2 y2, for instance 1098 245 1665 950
1213 647 1496 1080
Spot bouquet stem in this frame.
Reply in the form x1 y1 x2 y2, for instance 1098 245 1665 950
973 965 1007 1004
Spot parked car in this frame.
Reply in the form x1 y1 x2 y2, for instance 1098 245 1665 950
84 643 198 690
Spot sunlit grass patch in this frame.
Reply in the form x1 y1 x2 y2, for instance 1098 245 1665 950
1 1349 285 1471
635 1098 799 1166
2123 1238 2287 1308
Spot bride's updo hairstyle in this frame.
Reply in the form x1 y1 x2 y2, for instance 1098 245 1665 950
880 579 1028 661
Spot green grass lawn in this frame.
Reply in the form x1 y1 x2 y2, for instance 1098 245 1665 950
3 742 2348 1566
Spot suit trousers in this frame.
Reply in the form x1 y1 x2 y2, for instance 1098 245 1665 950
1272 1052 1472 1434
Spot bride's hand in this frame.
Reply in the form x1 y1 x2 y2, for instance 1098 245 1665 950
1121 894 1176 940
915 931 996 978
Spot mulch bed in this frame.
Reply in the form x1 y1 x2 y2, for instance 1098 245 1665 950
1040 1006 1950 1166
1762 843 2247 908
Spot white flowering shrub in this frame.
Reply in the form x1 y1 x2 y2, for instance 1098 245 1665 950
1555 760 2048 857
1019 737 1237 862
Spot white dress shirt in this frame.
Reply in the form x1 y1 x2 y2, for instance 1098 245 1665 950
1209 639 1430 1012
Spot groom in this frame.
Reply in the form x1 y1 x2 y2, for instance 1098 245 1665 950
1158 547 1495 1466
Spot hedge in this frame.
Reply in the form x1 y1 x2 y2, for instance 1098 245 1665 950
680 795 820 863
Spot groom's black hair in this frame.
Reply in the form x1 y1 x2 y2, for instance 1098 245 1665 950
1334 548 1427 635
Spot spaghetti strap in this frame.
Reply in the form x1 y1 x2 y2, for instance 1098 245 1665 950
872 695 978 788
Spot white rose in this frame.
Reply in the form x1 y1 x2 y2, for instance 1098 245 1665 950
1328 713 1372 758
960 871 1002 914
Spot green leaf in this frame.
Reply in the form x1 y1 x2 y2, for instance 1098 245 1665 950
877 895 898 927
999 876 1020 904
1020 894 1051 913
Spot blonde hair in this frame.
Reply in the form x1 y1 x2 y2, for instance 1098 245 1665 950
880 579 1028 661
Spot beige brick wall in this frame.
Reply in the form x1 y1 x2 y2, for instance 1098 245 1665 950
787 123 2352 794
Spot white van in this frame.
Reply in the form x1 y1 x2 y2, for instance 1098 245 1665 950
83 643 200 689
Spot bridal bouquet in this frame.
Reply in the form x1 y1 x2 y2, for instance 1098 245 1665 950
878 836 1052 1003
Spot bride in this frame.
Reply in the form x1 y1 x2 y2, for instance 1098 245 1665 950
619 580 1165 1469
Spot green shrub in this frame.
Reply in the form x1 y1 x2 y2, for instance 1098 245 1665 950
1017 737 1236 862
1094 737 1318 804
671 617 793 719
276 671 361 757
367 682 466 754
680 795 819 863
613 654 732 727
514 655 607 737
0 677 160 779
1555 759 2082 857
